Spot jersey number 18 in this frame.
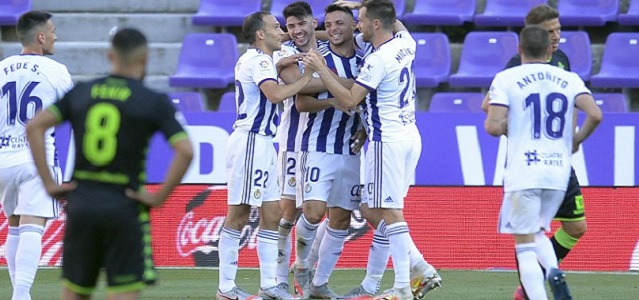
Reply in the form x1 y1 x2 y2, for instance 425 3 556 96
525 92 568 140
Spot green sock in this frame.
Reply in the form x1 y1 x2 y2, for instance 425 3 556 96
551 227 580 262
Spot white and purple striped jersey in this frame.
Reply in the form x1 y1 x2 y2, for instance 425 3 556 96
355 31 418 142
233 48 279 136
274 40 329 151
0 55 73 168
301 46 363 155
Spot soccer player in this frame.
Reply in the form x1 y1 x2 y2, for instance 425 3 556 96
480 5 589 299
303 1 436 299
484 25 602 300
26 28 194 300
289 4 362 299
273 1 331 292
0 11 73 300
217 11 313 300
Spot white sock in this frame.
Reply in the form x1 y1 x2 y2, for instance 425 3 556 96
386 222 411 289
12 224 44 300
6 226 19 287
408 238 437 278
295 215 319 269
257 229 279 289
308 218 328 269
218 227 240 293
516 243 546 300
361 223 389 294
277 220 293 284
535 232 559 277
313 226 347 286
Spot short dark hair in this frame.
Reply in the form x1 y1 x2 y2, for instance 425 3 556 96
112 28 148 61
325 4 354 19
283 1 313 21
525 5 560 25
520 25 550 59
16 11 52 44
242 11 269 44
361 0 396 30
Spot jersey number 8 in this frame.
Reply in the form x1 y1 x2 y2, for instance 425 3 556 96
83 103 121 166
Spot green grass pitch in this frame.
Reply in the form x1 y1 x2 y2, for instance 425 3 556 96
1 268 637 299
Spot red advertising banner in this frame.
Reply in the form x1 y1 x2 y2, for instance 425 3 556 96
1 186 638 271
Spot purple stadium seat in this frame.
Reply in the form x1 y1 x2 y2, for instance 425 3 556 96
591 33 639 88
218 92 236 112
429 92 485 113
558 0 619 27
192 0 261 27
474 0 546 27
168 92 206 112
618 0 639 25
591 93 628 112
271 0 334 25
169 33 238 89
558 31 592 81
403 0 476 26
413 33 450 87
0 0 30 25
449 31 518 87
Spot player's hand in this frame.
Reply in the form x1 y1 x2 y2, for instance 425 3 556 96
125 188 164 208
329 98 353 116
302 50 325 72
276 53 304 71
572 139 581 154
334 0 361 10
350 129 367 153
45 181 77 200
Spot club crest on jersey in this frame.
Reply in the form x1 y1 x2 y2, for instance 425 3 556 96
288 177 296 187
305 183 312 193
254 189 261 199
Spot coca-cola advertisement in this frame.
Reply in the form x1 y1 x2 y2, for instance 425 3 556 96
1 185 638 271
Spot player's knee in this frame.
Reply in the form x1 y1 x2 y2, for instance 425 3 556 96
562 221 587 239
303 211 324 224
328 217 351 230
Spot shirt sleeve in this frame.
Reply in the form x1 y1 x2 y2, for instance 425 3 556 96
156 94 189 145
47 87 74 123
571 74 591 98
252 55 278 87
488 73 509 107
54 65 74 100
355 54 385 91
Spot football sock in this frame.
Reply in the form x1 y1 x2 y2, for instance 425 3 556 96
308 218 328 270
361 224 389 294
408 238 437 278
515 243 546 300
535 232 559 277
277 219 294 284
13 224 44 300
386 222 411 289
313 226 347 286
295 215 319 269
551 227 579 262
257 229 279 289
6 226 19 286
218 227 241 293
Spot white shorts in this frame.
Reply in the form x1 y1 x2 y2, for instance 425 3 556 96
0 164 61 218
363 137 421 209
300 152 361 211
277 151 302 206
226 130 279 207
498 189 565 235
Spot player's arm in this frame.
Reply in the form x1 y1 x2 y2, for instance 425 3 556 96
280 63 354 95
27 108 75 199
484 105 508 137
296 95 352 114
303 50 367 109
393 20 408 33
481 94 490 113
573 93 603 152
261 70 313 103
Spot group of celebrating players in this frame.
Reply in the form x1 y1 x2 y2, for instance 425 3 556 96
1 1 603 300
